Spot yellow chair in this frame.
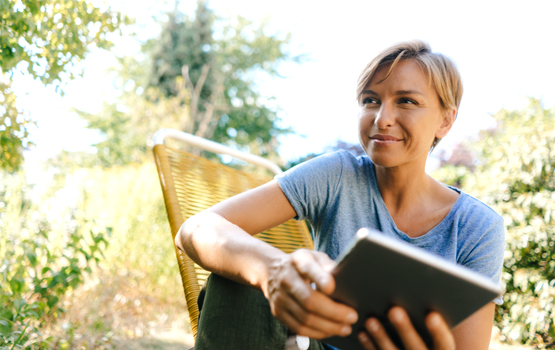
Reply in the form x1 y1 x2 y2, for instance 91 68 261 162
152 129 314 340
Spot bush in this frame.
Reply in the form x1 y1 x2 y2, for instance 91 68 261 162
0 172 108 349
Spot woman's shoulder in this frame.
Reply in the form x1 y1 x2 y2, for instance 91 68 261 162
455 189 504 225
447 189 505 248
312 150 372 165
331 150 374 172
283 150 372 175
448 189 505 286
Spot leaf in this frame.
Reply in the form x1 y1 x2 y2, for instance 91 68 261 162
10 321 29 349
46 296 59 309
25 252 36 267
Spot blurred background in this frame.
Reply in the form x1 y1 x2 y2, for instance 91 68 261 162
1 0 554 348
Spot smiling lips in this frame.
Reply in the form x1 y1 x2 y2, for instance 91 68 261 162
370 134 403 146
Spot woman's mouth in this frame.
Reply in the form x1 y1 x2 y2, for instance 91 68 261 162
370 134 403 146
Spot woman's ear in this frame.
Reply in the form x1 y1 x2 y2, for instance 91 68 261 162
435 108 457 139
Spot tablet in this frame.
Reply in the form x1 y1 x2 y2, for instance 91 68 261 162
323 228 503 350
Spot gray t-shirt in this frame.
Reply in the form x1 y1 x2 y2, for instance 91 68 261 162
276 151 505 304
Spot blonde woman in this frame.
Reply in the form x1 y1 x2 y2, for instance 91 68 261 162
176 40 504 350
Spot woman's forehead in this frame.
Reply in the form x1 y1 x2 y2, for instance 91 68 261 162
366 60 433 93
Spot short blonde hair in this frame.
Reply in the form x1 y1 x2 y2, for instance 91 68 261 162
356 40 463 150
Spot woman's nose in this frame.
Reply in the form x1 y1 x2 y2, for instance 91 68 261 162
374 103 395 129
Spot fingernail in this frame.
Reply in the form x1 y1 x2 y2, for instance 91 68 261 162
346 311 358 323
367 319 379 333
342 325 352 335
358 332 369 343
391 308 404 323
429 314 440 328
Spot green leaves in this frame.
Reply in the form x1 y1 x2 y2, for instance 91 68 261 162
0 80 34 172
0 172 110 348
1 0 127 85
0 0 129 172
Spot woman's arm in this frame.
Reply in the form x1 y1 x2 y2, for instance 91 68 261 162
452 302 495 349
175 179 358 339
175 180 296 291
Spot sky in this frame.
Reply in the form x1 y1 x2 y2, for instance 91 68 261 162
16 0 555 166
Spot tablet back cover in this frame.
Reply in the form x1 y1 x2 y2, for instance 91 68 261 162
323 229 501 350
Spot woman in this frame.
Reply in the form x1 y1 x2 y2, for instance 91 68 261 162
175 40 505 350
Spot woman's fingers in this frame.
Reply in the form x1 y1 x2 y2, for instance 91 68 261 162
363 318 399 350
358 331 378 350
275 291 353 338
286 280 357 324
278 308 331 339
288 252 357 324
276 268 357 333
425 312 455 350
361 308 455 350
267 250 357 338
291 250 336 294
388 307 427 349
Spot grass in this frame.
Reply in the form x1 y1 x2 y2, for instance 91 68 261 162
50 271 193 349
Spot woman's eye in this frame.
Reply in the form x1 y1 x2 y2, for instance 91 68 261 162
362 97 378 105
399 98 416 105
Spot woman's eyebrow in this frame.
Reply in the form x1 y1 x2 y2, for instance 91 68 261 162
361 89 378 96
396 90 423 96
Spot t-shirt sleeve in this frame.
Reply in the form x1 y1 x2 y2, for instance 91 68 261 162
459 214 506 305
275 151 344 223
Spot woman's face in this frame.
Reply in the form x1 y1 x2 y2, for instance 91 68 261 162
358 59 455 169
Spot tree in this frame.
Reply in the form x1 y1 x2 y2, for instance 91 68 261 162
78 0 297 167
0 0 128 171
434 98 555 346
146 1 293 149
147 1 215 101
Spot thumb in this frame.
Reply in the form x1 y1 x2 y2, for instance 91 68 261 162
312 251 337 295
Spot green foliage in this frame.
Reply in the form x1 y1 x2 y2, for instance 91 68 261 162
0 79 33 173
147 2 215 99
77 0 296 168
0 172 109 349
1 0 125 85
0 161 178 348
0 0 128 171
431 164 468 189
149 4 295 152
435 98 555 346
146 1 294 150
38 162 182 348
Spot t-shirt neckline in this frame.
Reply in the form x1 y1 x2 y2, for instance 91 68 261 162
369 162 465 242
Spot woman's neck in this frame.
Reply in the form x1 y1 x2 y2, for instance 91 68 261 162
374 160 433 216
373 159 460 238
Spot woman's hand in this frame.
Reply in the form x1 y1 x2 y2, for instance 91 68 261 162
359 307 455 350
265 249 358 339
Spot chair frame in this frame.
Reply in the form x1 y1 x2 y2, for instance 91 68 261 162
152 129 313 341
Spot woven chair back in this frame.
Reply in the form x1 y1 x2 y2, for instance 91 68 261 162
153 144 314 339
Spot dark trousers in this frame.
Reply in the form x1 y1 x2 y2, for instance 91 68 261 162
195 274 328 350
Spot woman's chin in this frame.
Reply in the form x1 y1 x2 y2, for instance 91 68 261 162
363 148 398 167
372 161 399 169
